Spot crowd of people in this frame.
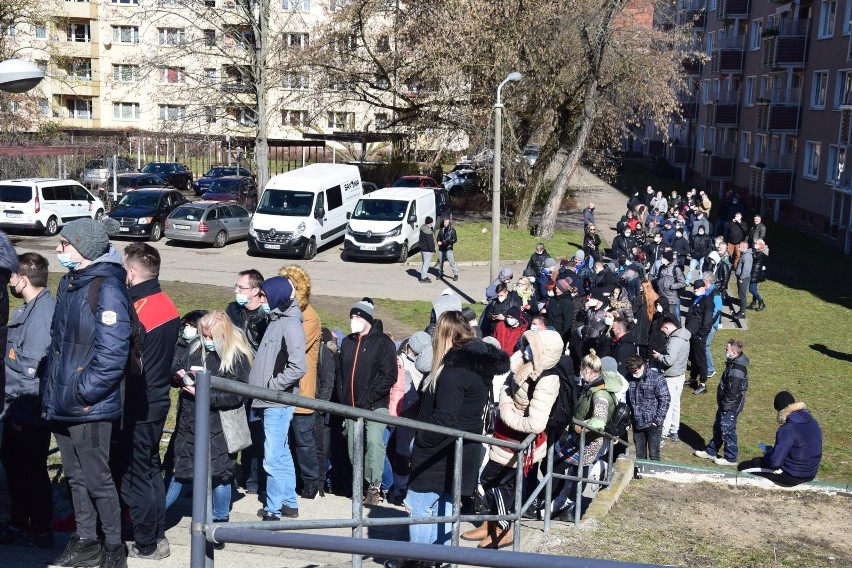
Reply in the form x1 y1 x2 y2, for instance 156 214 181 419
0 184 824 568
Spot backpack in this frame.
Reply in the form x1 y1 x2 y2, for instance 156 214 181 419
605 397 632 439
88 277 145 378
544 361 579 435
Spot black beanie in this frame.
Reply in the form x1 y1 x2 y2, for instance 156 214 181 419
774 391 795 411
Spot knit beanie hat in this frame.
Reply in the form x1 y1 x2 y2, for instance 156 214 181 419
407 331 431 355
60 218 120 260
543 257 557 268
350 297 375 324
774 391 796 411
555 277 573 294
261 276 294 311
574 249 585 261
432 293 462 322
414 349 433 374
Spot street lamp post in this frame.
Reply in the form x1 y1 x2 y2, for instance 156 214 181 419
490 71 523 282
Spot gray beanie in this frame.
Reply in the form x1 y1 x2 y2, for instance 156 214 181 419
432 293 462 322
482 336 501 350
601 356 618 374
60 218 120 260
414 349 433 374
350 297 374 324
407 331 432 355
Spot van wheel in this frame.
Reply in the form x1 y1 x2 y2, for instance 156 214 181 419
397 242 408 263
213 230 228 248
44 216 59 236
94 209 104 221
149 222 163 242
303 237 317 260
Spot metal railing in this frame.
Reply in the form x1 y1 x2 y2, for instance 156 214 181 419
188 371 634 568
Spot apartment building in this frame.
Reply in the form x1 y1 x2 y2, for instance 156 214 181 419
654 0 852 254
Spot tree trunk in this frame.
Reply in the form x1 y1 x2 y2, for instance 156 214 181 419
513 146 568 230
535 80 598 239
254 0 271 193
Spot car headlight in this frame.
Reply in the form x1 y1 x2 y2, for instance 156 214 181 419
388 224 402 238
294 222 306 238
248 224 257 237
346 226 354 236
137 217 153 224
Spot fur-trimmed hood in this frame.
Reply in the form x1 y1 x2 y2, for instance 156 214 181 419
777 401 808 424
442 339 510 381
278 265 311 311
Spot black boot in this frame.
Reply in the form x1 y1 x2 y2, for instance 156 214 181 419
755 300 766 312
55 534 104 567
747 300 757 310
301 483 319 499
100 544 128 568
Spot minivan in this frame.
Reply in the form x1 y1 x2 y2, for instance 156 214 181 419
248 163 362 259
343 187 436 263
0 178 106 235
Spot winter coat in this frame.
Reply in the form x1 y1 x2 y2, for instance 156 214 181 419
480 292 522 337
126 278 180 423
726 220 747 245
249 301 307 409
0 232 17 405
657 327 691 377
172 342 250 485
656 263 686 305
418 225 436 253
42 247 132 423
225 302 268 352
4 289 55 425
295 305 321 415
644 242 664 267
610 329 638 378
493 317 528 355
631 294 650 347
339 320 397 411
437 225 457 251
690 233 712 259
747 222 766 246
547 293 577 341
526 250 552 275
611 234 632 259
409 340 509 495
751 249 768 283
717 352 748 413
567 371 623 446
763 402 822 479
583 207 595 227
690 217 710 237
672 237 690 265
736 248 753 281
626 368 670 430
703 251 731 290
685 290 715 339
583 232 601 260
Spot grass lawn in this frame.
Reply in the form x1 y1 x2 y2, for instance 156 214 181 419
449 220 586 262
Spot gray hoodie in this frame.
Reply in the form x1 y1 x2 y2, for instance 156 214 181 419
249 301 307 408
658 327 691 377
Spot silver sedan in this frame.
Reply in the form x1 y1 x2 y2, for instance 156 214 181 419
164 201 252 248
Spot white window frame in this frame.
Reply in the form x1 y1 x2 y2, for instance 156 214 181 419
803 141 822 180
744 76 756 106
754 133 767 164
158 27 185 46
283 72 309 90
285 32 309 49
827 144 842 183
113 64 139 83
818 0 838 39
35 23 47 39
750 19 762 51
812 70 829 109
203 68 217 85
326 111 354 130
159 67 186 84
113 102 140 120
283 109 309 127
113 26 139 44
66 22 90 42
65 58 92 80
739 131 751 163
282 0 310 11
67 98 92 119
845 0 852 35
233 106 257 126
112 0 139 4
159 104 186 121
835 69 852 107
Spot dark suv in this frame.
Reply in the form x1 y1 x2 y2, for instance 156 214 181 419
141 162 193 191
202 176 258 211
107 189 187 241
193 166 254 196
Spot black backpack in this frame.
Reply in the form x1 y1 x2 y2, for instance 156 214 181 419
545 359 579 435
88 277 145 378
605 395 632 439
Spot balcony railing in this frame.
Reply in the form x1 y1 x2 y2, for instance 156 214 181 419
756 87 801 105
718 0 750 20
711 36 747 74
763 19 809 37
753 152 796 170
762 22 809 69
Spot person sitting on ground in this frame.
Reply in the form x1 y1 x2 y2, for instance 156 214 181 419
737 391 822 487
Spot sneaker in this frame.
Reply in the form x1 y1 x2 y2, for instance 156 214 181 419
658 439 665 448
257 508 280 522
693 384 707 395
363 486 383 506
54 535 103 567
708 370 716 378
127 542 167 560
453 275 458 281
419 278 432 284
280 505 299 518
300 483 318 500
667 432 679 442
100 544 128 568
694 450 715 460
713 457 737 467
155 537 170 558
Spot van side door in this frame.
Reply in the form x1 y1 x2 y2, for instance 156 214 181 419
323 184 346 242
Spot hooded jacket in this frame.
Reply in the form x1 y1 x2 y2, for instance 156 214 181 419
340 320 397 411
763 402 822 479
656 263 686 305
409 340 509 495
42 246 132 422
493 313 528 355
751 247 769 282
418 225 435 253
657 327 691 377
717 352 748 413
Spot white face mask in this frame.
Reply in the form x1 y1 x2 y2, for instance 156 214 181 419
350 319 365 334
182 326 198 341
506 317 519 328
530 324 539 332
656 305 663 313
528 277 536 283
604 317 614 326
548 290 555 297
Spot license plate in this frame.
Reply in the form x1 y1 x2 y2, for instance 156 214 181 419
4 213 22 218
264 243 281 250
174 224 190 230
360 245 377 251
119 227 130 232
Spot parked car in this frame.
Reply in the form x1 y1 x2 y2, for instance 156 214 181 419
193 166 254 196
79 158 136 189
141 162 193 191
202 176 258 211
110 173 171 196
0 178 105 236
522 144 540 167
361 181 380 195
391 175 442 189
165 201 252 248
107 188 187 242
391 175 453 221
442 168 481 197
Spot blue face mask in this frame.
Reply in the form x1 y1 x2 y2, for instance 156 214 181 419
235 293 250 306
57 253 80 270
261 302 271 314
203 339 216 352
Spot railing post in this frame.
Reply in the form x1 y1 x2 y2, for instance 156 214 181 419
512 442 525 551
450 436 463 568
543 442 554 532
190 369 213 568
574 427 586 527
351 417 365 568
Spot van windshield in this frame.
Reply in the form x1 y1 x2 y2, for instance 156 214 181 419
256 190 314 216
352 199 408 221
0 185 32 203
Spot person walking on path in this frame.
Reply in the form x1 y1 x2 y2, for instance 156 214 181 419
418 217 436 283
734 242 753 320
436 218 459 281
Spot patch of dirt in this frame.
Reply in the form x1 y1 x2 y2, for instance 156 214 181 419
313 294 415 339
532 479 852 567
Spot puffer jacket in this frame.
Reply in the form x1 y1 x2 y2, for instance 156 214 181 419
491 330 563 467
717 352 748 413
249 301 307 408
751 248 769 283
656 263 686 305
42 247 132 423
764 402 822 479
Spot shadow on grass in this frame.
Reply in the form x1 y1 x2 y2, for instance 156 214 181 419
677 423 706 452
810 343 852 363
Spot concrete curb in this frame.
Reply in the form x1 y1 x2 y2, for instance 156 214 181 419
581 455 636 525
404 259 525 267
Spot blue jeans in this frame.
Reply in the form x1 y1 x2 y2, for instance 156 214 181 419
263 406 298 513
668 299 681 321
404 490 453 545
165 478 232 521
748 281 763 303
686 257 704 283
382 427 394 492
705 326 718 376
706 410 740 462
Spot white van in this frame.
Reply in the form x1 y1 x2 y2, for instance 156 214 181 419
0 178 106 236
248 163 362 259
343 187 436 263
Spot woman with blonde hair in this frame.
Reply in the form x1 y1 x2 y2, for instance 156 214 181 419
168 310 253 523
632 279 658 361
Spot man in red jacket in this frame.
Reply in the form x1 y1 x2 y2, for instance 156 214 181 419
492 306 528 355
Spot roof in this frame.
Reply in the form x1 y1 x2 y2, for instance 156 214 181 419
266 163 360 191
1 177 62 183
361 186 434 200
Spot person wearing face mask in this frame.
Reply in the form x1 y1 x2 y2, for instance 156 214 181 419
249 276 308 521
1 253 55 549
480 282 521 338
578 290 611 357
582 202 596 228
583 225 602 264
41 217 131 568
686 225 712 283
226 269 268 352
691 209 710 237
115 242 180 560
168 311 253 525
651 315 691 442
650 191 668 216
655 250 686 320
725 212 748 269
526 243 552 277
671 229 690 268
610 228 634 261
492 306 528 356
625 356 670 461
609 318 638 379
547 277 577 343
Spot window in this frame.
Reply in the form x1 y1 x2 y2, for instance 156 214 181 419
38 98 50 117
750 19 762 50
158 28 185 45
232 107 257 126
283 72 309 90
113 102 140 120
112 0 139 3
754 133 767 164
707 127 716 150
113 64 139 83
375 113 388 129
836 70 852 107
327 111 354 129
35 24 47 39
708 0 716 10
159 104 186 121
204 29 215 46
65 58 91 80
285 32 309 49
739 132 751 162
205 106 217 123
760 75 770 99
5 24 16 37
819 0 837 39
282 0 310 10
697 126 706 150
203 68 217 84
705 32 714 56
804 141 821 179
160 67 186 84
66 22 90 42
329 0 351 11
744 76 756 106
113 26 139 44
812 71 828 108
66 98 92 119
701 79 710 103
845 0 852 35
283 109 308 127
159 0 179 5
827 145 843 183
327 186 343 210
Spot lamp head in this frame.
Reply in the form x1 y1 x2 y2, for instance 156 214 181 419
506 71 523 83
0 59 45 94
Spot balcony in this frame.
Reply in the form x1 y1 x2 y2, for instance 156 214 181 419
755 88 801 133
677 0 706 29
682 56 703 76
702 143 735 179
750 153 795 199
678 94 699 120
705 90 740 127
711 35 746 74
669 144 694 165
647 139 666 156
762 20 809 69
717 0 750 20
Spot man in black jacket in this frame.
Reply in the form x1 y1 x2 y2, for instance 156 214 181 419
685 279 716 395
118 242 180 560
340 298 397 505
436 218 459 281
725 212 748 269
695 340 748 466
418 217 436 283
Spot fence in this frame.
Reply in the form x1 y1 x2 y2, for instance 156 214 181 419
186 372 651 568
